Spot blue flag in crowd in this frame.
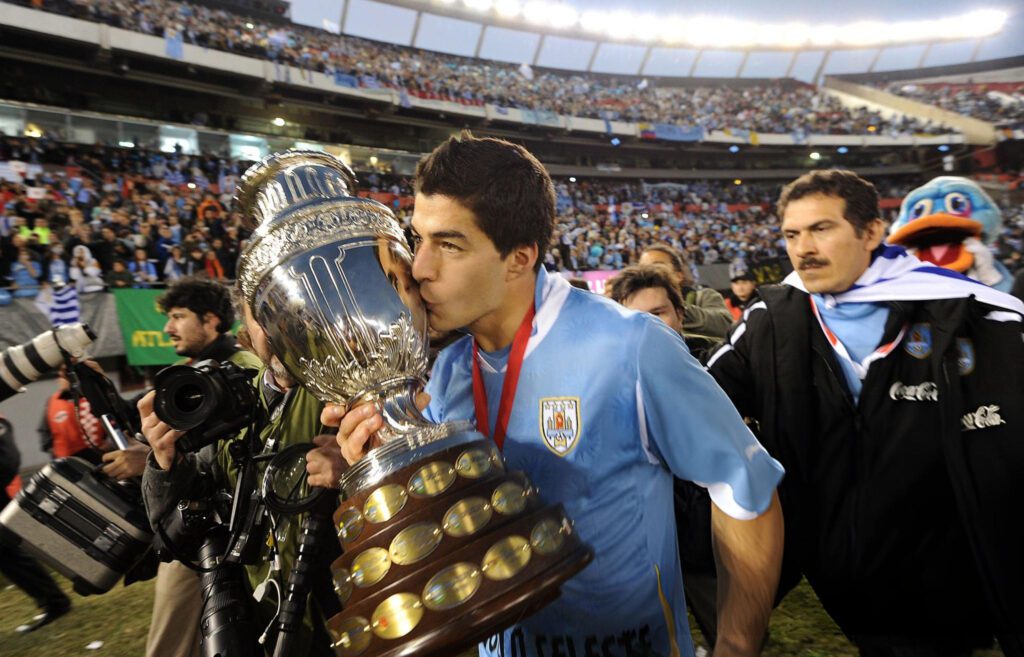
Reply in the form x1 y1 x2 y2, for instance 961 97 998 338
49 285 80 326
34 284 80 326
399 89 412 109
653 123 704 142
165 32 184 60
335 72 358 88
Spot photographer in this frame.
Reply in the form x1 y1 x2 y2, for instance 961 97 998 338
139 296 346 656
140 276 263 657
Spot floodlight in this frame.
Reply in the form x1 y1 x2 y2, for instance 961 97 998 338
960 9 1007 38
580 10 609 34
494 0 521 18
809 24 839 47
548 3 579 29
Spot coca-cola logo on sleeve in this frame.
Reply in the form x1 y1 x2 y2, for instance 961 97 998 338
961 405 1006 432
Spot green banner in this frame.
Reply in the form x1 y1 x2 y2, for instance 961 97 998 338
112 289 179 366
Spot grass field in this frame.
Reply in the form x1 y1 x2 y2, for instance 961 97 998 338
0 573 1005 657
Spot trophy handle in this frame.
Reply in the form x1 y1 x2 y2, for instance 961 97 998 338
347 376 435 444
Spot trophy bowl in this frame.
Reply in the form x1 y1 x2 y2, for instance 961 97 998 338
236 151 592 657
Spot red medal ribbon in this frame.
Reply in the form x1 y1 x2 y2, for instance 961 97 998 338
471 303 535 451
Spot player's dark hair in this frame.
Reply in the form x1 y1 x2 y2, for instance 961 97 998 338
415 133 555 272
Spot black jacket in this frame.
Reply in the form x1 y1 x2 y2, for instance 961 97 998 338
708 284 1024 649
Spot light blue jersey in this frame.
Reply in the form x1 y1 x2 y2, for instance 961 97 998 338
425 269 784 657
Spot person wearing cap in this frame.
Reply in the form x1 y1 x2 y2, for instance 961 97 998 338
725 268 758 322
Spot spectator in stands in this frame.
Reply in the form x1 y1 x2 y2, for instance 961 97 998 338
163 245 187 281
44 244 68 285
19 217 51 245
887 82 1024 125
105 259 134 288
10 248 41 298
89 226 118 272
211 237 238 279
69 245 105 293
184 246 206 277
15 0 955 137
203 248 225 280
128 247 158 287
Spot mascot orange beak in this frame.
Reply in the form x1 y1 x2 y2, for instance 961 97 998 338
888 213 983 273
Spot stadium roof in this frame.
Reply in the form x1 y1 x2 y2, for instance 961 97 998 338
289 0 1024 81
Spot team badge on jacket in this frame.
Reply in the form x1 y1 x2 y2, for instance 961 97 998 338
904 323 933 359
956 338 975 375
539 397 581 457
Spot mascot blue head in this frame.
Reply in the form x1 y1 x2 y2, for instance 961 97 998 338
889 176 1002 273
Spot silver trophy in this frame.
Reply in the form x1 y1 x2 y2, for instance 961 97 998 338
236 150 475 496
236 151 590 657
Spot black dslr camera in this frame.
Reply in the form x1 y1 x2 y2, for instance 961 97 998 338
152 359 260 453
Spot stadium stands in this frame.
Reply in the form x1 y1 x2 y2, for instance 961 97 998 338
3 136 1020 298
2 0 955 137
885 82 1024 126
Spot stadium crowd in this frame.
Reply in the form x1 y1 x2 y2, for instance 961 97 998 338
886 82 1024 126
3 137 1021 298
5 0 954 136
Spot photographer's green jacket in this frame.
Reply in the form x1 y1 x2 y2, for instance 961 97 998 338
141 358 339 655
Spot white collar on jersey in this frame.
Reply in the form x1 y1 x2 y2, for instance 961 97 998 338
783 244 1024 316
476 268 572 374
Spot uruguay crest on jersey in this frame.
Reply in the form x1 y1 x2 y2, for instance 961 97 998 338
539 397 581 457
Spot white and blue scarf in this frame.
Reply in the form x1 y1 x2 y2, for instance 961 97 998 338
784 244 1024 317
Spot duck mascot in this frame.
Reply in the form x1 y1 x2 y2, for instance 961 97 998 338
888 176 1012 292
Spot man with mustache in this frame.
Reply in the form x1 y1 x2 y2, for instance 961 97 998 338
707 170 1024 657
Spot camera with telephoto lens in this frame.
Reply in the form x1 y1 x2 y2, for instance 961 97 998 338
152 359 260 453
